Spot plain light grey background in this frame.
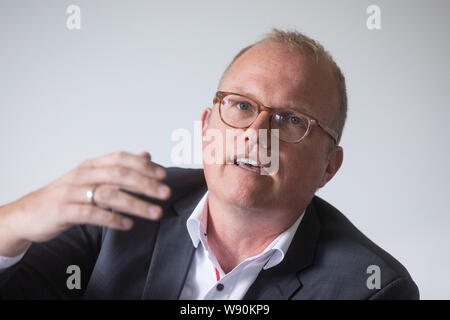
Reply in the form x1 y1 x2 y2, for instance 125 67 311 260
1 0 449 299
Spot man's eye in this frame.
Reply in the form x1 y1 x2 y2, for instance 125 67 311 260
236 102 250 110
290 116 300 124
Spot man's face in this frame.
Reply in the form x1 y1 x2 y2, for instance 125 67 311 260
202 41 343 213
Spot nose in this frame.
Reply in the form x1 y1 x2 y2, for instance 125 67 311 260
243 110 272 150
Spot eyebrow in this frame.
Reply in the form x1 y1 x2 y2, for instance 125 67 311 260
219 85 315 115
280 101 313 116
237 89 314 115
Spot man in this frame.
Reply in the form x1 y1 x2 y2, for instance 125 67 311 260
0 29 419 299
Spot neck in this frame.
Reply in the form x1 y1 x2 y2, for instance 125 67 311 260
206 192 302 274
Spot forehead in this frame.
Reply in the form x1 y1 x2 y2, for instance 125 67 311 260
219 42 338 122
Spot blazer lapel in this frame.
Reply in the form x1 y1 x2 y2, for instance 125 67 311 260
243 199 321 300
141 187 206 300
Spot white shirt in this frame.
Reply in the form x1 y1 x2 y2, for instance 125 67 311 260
0 192 305 300
0 250 27 270
179 192 304 300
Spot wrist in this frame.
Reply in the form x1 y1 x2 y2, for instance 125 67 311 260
0 204 32 257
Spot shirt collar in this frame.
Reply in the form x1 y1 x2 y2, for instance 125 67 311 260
261 212 304 269
186 192 209 248
186 191 305 270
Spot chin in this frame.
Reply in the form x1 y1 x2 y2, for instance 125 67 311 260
207 163 276 210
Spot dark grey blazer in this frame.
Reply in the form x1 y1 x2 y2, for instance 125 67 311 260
0 167 419 299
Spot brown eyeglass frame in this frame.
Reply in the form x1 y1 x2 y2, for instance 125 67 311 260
213 91 339 145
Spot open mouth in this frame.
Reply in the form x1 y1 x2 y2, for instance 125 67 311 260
233 157 262 174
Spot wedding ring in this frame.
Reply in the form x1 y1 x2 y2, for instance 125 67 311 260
86 186 97 205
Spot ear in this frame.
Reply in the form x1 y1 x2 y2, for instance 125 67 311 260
201 108 212 135
318 146 343 188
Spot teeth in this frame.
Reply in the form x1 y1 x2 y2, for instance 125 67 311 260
236 157 259 167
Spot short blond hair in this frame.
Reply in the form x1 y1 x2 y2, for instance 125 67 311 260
220 28 347 145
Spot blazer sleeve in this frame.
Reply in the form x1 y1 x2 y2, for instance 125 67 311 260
0 224 102 299
368 277 420 300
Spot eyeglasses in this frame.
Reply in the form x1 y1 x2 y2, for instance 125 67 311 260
213 91 339 144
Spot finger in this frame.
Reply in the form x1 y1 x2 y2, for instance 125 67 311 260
78 151 166 179
70 167 171 200
139 151 151 161
69 184 163 220
65 203 134 231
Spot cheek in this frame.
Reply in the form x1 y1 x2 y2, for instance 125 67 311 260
278 145 326 193
202 119 229 164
